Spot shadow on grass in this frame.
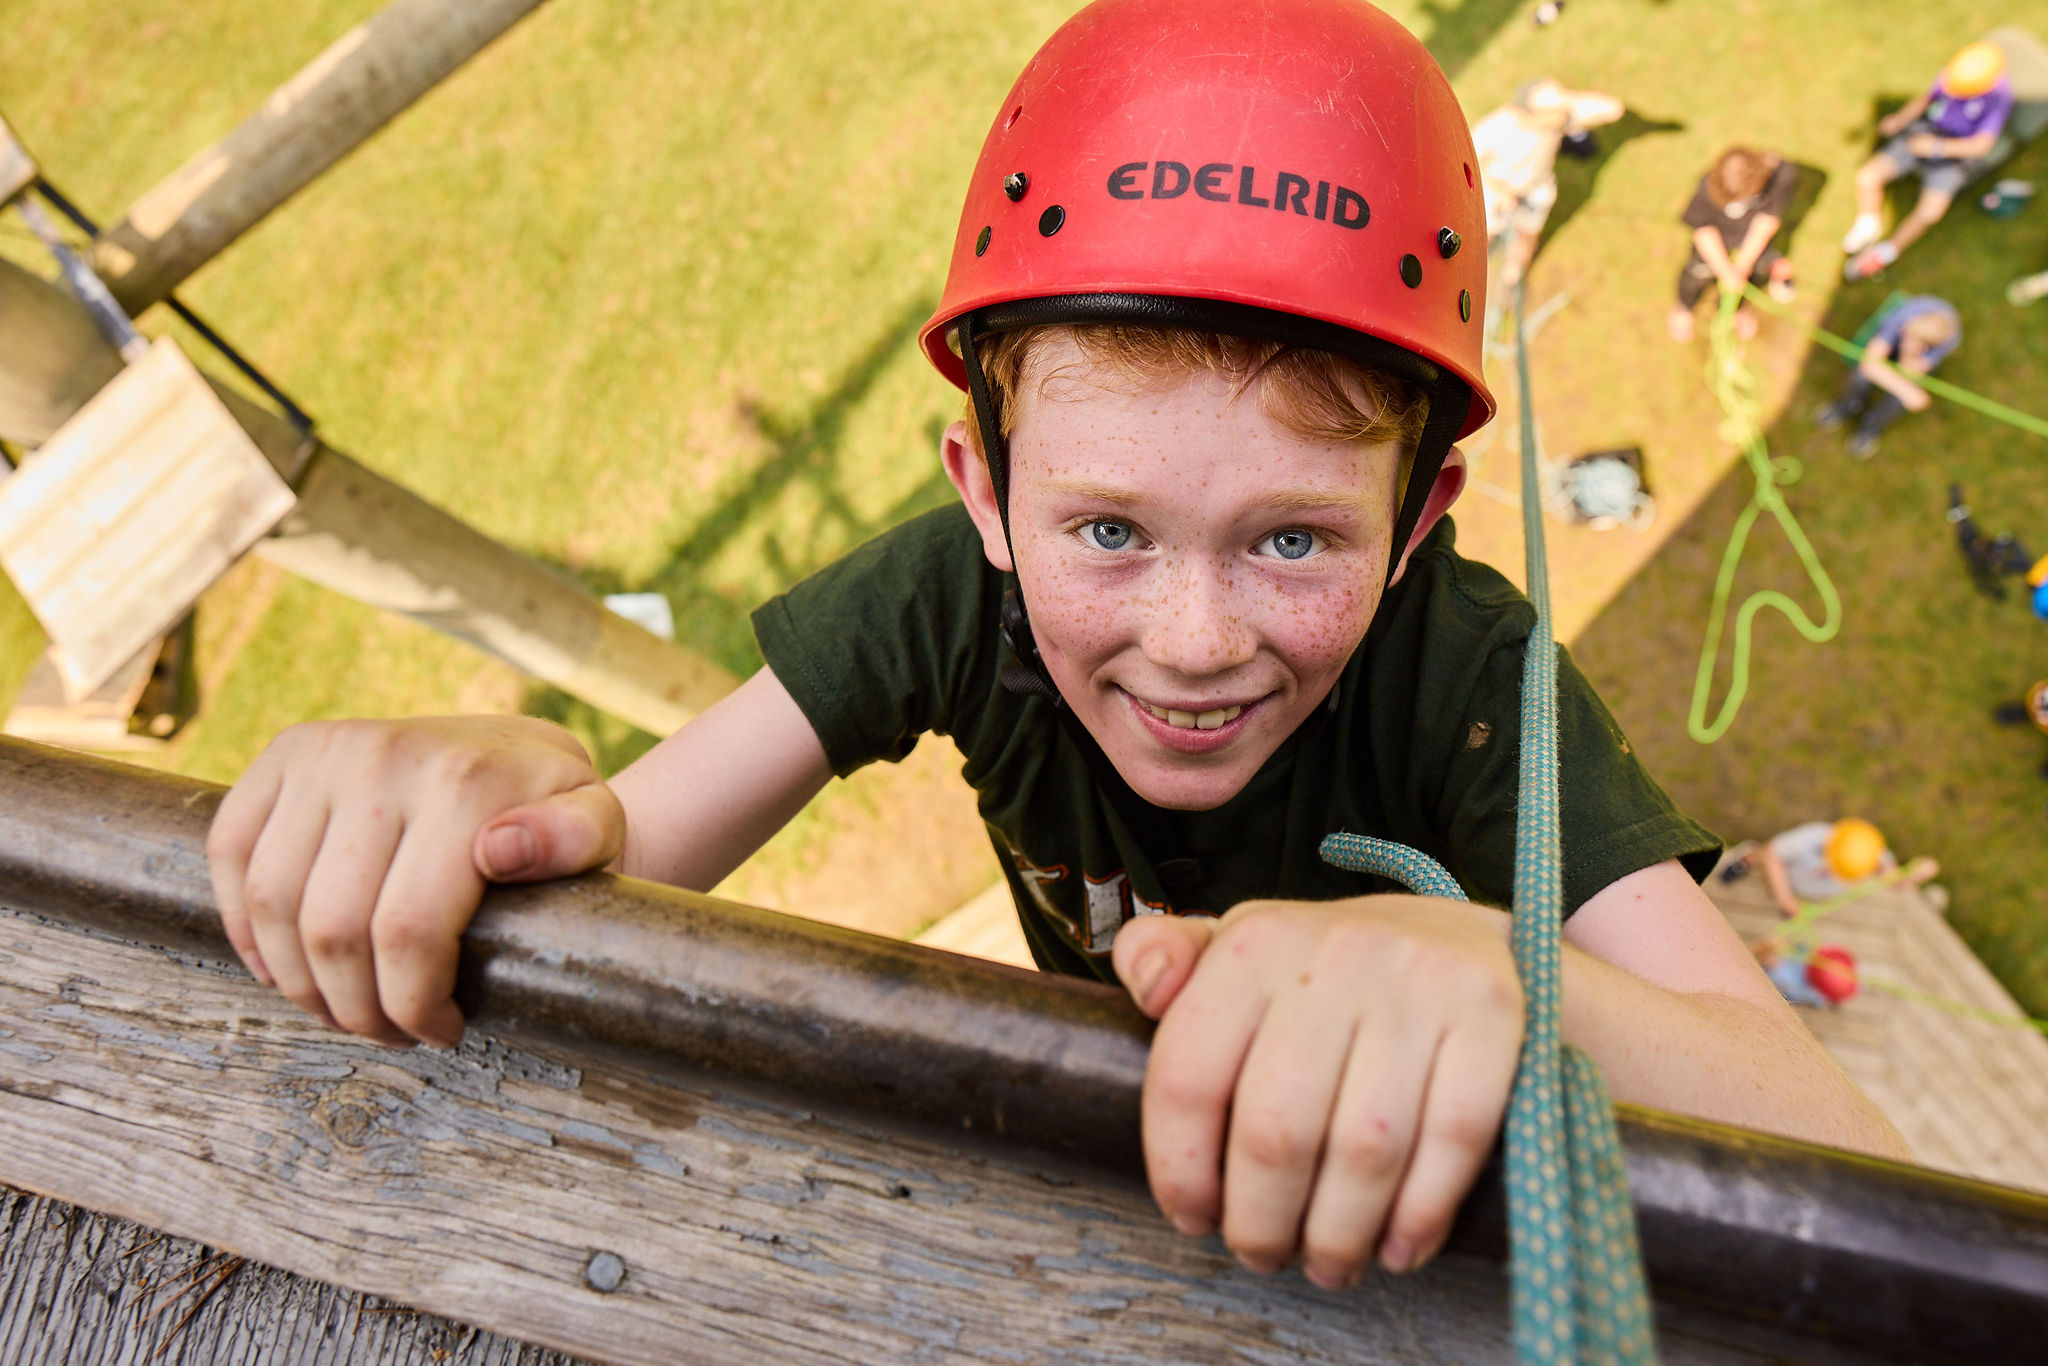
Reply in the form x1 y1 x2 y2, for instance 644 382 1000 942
1569 134 2048 1014
1541 109 1686 257
522 295 955 771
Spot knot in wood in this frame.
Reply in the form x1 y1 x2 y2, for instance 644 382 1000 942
584 1250 626 1293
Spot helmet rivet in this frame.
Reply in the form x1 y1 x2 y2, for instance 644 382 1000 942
1004 172 1029 202
1399 254 1423 289
1437 227 1461 258
1459 288 1473 322
1038 204 1065 237
976 226 992 257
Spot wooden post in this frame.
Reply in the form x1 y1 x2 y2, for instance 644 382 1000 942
0 258 734 734
88 0 551 315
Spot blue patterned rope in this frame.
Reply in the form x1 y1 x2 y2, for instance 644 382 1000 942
1320 280 1656 1364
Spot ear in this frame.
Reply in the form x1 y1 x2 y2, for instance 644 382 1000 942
941 418 1016 573
1387 445 1468 586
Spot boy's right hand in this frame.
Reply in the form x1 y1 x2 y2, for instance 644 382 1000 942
207 716 625 1049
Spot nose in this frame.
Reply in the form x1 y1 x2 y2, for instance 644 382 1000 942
1138 553 1256 677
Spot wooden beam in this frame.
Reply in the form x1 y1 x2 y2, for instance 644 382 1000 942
89 0 552 315
4 737 2047 1365
0 258 734 734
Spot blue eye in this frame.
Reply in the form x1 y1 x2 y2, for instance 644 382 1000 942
1265 528 1319 560
1087 521 1133 551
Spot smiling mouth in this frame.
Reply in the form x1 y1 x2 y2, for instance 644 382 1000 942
1133 699 1246 731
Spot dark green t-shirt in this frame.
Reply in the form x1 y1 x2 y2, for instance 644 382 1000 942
753 503 1719 982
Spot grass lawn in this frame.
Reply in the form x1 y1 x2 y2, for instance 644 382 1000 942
4 0 2047 1007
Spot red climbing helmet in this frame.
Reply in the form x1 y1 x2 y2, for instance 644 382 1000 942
920 0 1495 581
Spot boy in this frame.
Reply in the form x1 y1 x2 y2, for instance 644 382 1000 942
208 0 1907 1294
1667 147 1799 343
1843 42 2013 279
1814 295 1961 458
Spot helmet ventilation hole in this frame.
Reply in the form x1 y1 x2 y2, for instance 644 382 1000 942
1459 289 1473 322
1399 254 1423 288
1005 104 1024 129
976 226 992 257
1038 205 1065 236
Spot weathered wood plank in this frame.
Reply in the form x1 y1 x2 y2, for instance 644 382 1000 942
0 1185 581 1365
0 906 1789 1366
0 339 293 697
88 0 552 314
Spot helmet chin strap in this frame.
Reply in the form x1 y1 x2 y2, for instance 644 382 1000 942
956 306 1472 699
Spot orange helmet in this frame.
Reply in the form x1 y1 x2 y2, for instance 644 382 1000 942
1824 819 1887 882
1942 42 2007 98
922 0 1494 593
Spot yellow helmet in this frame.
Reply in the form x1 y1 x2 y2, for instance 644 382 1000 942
1825 819 1887 882
2027 553 2048 589
1944 42 2007 98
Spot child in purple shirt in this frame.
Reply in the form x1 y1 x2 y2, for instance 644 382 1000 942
1844 42 2013 278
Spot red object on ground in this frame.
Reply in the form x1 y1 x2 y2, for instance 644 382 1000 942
1807 945 1860 1004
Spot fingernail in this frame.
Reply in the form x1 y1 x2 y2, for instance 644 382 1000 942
1130 949 1169 1007
1380 1238 1414 1273
1170 1213 1212 1238
248 952 273 987
1235 1253 1279 1275
481 823 537 879
1304 1263 1345 1291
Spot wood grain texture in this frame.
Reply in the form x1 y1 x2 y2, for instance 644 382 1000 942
0 907 1787 1366
1706 861 2048 1194
0 1185 583 1365
0 339 293 697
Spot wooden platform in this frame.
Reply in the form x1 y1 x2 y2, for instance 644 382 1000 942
1705 861 2048 1195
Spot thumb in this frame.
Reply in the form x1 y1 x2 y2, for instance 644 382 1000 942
473 782 627 883
1112 914 1219 1019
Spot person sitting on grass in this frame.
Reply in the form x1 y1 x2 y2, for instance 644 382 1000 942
1843 42 2014 280
1472 77 1624 289
1667 146 1798 343
205 0 1909 1291
1814 295 1960 459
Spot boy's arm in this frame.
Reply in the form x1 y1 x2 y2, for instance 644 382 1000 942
207 665 829 1048
1730 212 1781 278
1858 337 1933 410
1877 91 1932 137
1560 859 1908 1157
607 665 833 889
1690 225 1741 288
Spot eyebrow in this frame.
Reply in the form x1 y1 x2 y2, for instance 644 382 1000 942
1037 477 1376 515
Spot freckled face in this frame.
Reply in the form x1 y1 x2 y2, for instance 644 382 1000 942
1005 340 1401 811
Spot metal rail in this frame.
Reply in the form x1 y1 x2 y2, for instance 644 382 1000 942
1 734 2044 1361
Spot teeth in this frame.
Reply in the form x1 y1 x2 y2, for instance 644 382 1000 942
1142 701 1245 730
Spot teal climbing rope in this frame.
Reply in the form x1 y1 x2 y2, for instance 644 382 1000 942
1687 290 1841 744
1321 282 1656 1365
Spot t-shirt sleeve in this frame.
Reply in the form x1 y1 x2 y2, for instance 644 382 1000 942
1433 638 1721 914
749 502 999 777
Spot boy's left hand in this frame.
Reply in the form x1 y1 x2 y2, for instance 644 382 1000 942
1112 897 1524 1288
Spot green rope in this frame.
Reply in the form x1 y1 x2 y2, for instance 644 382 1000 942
1687 290 1841 744
1321 281 1656 1364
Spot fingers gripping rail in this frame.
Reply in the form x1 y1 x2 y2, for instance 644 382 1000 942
0 735 2045 1361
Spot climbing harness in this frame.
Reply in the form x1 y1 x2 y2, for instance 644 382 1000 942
1321 282 1656 1366
1686 291 1841 744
